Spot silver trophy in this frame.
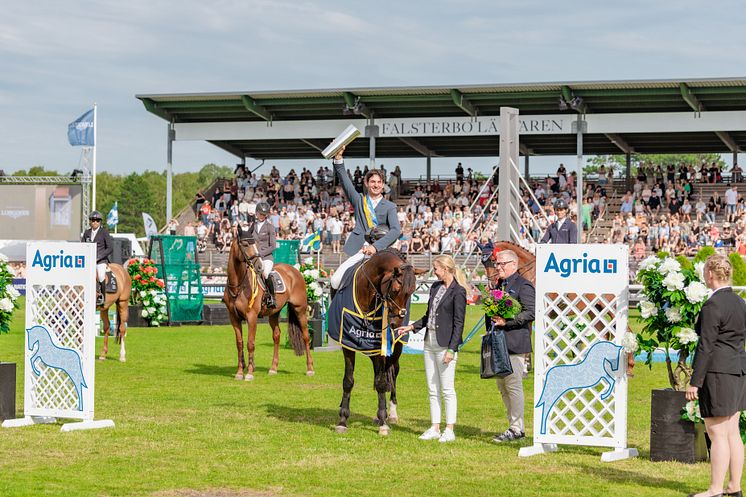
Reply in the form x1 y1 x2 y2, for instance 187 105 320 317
322 125 361 159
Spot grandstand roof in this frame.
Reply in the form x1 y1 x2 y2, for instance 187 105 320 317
137 77 746 158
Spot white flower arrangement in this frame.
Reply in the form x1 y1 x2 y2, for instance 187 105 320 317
0 257 20 333
676 327 698 345
622 331 639 354
664 306 682 323
636 254 708 391
684 281 710 304
0 298 13 313
299 261 327 305
658 257 682 275
662 271 685 291
639 300 657 319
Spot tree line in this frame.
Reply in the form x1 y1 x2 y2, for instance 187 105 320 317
10 164 234 236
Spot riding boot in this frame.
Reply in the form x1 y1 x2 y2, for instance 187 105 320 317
265 276 276 309
97 280 106 306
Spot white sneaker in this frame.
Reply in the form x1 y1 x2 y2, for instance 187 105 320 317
419 427 441 440
439 428 456 443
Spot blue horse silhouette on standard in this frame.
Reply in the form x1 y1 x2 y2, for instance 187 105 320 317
535 340 623 435
27 325 87 411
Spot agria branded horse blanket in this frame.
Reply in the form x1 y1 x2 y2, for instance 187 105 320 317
327 263 409 356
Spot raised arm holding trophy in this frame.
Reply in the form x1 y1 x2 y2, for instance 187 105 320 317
328 141 401 292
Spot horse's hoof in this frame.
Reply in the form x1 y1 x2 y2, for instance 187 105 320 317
335 425 348 434
379 425 390 436
387 416 399 425
306 370 315 377
244 374 254 381
268 369 277 376
119 358 126 363
98 356 106 361
234 373 244 380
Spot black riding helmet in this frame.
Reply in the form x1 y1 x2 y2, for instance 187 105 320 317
89 210 103 221
256 202 270 216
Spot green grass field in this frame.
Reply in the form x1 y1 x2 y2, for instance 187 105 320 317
0 303 710 497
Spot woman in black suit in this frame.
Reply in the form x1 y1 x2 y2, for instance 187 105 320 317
686 255 746 497
396 255 467 443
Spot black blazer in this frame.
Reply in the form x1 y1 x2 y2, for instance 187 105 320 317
486 272 535 354
540 218 578 244
253 221 276 260
81 227 114 264
691 287 746 388
412 280 466 352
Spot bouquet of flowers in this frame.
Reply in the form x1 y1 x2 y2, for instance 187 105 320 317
635 255 709 390
126 258 168 326
0 254 20 334
298 257 327 308
481 286 522 320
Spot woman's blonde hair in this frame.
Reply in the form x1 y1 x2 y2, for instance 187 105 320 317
705 254 732 283
433 255 469 289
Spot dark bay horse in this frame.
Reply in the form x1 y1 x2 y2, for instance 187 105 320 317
98 264 132 362
488 241 634 373
334 249 423 436
224 223 314 380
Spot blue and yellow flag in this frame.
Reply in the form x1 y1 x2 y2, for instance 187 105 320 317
301 230 321 252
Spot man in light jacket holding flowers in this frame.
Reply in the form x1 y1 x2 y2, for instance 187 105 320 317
489 248 535 443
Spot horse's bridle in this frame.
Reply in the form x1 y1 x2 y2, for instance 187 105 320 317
360 260 412 320
226 230 260 301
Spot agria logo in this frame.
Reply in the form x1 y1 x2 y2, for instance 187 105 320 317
31 250 85 272
544 252 617 278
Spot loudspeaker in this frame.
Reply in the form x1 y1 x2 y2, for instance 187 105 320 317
111 238 132 265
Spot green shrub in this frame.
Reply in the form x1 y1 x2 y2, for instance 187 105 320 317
694 246 716 263
729 252 746 287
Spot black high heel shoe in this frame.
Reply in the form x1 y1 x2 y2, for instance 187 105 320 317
724 491 742 497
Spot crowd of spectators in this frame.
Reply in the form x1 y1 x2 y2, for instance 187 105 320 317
610 162 746 261
180 158 745 264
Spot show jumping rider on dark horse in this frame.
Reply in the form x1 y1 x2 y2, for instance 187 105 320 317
330 146 401 293
253 201 278 309
81 210 114 306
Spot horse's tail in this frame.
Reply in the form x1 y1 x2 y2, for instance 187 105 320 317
286 305 306 356
115 302 123 344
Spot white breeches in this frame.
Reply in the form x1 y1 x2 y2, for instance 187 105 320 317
260 258 273 279
331 251 366 289
96 263 107 283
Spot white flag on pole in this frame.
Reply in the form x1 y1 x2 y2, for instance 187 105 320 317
142 213 158 238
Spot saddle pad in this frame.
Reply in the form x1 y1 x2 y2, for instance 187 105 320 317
326 266 409 357
105 270 118 293
270 271 286 293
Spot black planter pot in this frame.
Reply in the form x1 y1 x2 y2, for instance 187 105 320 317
650 389 708 463
127 304 150 328
0 362 16 422
309 318 323 349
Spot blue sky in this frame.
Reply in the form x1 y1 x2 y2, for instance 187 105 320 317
1 0 744 178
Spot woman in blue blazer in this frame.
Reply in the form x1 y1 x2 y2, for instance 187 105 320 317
397 255 467 443
686 255 746 497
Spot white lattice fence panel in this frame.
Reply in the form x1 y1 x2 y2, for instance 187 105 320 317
532 244 630 450
24 242 96 421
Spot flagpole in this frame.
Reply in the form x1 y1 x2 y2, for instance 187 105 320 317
92 103 97 211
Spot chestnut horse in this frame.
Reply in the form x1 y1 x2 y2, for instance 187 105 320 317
335 249 422 436
98 264 132 362
487 241 634 373
223 223 314 380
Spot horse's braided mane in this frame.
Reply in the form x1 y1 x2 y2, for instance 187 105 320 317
377 247 406 261
495 240 535 260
